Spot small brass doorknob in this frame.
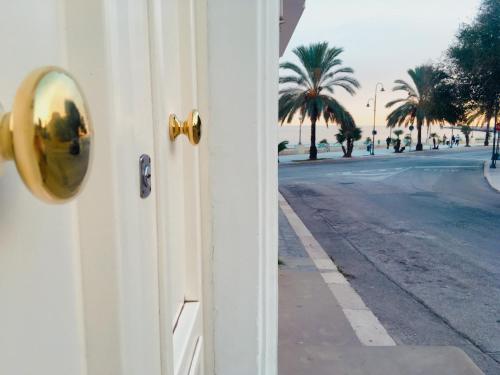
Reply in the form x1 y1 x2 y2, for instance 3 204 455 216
169 110 201 145
0 66 93 203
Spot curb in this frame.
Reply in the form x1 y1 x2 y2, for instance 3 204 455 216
483 161 500 193
279 193 396 347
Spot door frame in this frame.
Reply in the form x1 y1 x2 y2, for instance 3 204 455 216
200 1 280 374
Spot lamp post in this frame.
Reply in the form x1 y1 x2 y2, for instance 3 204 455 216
366 82 385 155
490 103 499 169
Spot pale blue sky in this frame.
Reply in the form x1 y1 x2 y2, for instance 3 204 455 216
281 0 482 128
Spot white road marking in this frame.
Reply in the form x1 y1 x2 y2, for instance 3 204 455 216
413 165 478 169
279 193 396 347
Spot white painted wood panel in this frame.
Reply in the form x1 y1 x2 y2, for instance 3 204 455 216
0 0 163 374
0 1 86 374
147 0 205 374
205 0 280 374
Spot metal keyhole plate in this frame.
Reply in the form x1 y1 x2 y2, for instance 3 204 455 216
140 154 152 198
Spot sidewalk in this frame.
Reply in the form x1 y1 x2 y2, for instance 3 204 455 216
484 162 500 192
278 195 484 375
279 143 487 164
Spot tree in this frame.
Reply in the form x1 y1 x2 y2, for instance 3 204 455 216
430 132 440 149
393 129 403 139
448 0 500 145
278 140 289 154
336 126 362 158
279 42 360 160
278 140 289 163
386 65 456 151
461 125 472 147
404 134 412 147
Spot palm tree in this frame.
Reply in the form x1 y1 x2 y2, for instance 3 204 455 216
336 126 362 157
386 65 450 151
461 125 472 147
278 140 289 154
393 129 404 139
277 140 289 163
466 105 496 145
430 132 439 149
279 42 360 160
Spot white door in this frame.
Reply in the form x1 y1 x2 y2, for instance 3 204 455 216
0 0 206 374
148 0 207 374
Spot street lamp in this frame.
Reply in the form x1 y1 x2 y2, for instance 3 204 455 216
366 82 385 155
491 120 499 169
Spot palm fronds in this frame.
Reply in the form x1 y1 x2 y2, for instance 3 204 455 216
279 42 359 159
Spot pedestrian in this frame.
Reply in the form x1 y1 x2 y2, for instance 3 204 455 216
386 136 391 149
456 136 460 147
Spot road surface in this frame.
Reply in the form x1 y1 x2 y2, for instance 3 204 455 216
279 148 500 374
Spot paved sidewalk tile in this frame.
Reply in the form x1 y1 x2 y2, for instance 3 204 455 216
278 205 484 374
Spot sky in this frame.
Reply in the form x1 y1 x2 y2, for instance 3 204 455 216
280 0 483 132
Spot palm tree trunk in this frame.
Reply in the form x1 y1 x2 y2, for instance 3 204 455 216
309 119 318 160
341 144 347 157
347 139 354 157
416 120 423 151
298 123 302 145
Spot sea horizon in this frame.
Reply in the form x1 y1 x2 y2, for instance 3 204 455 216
278 124 485 146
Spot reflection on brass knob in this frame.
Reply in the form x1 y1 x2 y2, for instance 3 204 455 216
169 110 201 145
0 66 93 203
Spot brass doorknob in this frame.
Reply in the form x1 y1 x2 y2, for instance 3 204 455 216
0 66 93 203
169 110 202 145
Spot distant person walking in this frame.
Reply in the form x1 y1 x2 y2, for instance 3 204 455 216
451 135 456 148
386 136 391 149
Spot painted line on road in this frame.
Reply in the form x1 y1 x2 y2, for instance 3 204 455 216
279 193 396 347
413 165 479 169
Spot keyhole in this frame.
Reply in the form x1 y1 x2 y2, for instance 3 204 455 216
139 154 152 198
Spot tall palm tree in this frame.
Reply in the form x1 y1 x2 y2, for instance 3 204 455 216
279 42 360 159
386 65 450 151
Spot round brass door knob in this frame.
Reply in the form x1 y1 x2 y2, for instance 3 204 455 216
169 110 201 145
0 66 93 203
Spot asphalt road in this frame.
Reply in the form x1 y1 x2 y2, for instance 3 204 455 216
279 147 500 374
